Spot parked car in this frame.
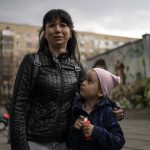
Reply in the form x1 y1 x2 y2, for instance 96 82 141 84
0 106 10 131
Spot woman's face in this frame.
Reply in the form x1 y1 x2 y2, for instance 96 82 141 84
44 17 72 50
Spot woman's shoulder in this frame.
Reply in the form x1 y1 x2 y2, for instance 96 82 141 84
23 52 40 60
71 57 84 77
73 58 83 67
24 51 50 65
20 52 35 65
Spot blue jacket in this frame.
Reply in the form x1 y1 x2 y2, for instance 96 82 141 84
67 96 125 150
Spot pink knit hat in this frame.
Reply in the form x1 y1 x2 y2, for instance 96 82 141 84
93 68 120 97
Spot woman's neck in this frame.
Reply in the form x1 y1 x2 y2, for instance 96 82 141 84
48 44 67 57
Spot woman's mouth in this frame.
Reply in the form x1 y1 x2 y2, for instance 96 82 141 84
53 36 62 39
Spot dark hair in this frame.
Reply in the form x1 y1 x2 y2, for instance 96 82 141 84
93 59 107 69
38 9 80 59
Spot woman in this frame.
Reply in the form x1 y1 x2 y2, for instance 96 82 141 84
10 9 124 150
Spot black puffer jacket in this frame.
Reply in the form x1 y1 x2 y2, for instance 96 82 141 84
10 48 84 150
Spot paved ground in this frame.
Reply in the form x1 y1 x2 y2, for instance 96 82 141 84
121 120 150 150
0 107 150 150
0 128 10 150
121 107 150 150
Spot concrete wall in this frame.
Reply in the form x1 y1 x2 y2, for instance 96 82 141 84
87 34 150 83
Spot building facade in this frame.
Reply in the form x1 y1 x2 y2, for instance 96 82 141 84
0 28 14 102
77 31 137 66
87 34 150 84
0 22 39 103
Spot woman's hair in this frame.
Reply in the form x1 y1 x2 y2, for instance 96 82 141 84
38 9 80 59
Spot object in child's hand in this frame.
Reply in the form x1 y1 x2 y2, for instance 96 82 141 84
84 117 92 140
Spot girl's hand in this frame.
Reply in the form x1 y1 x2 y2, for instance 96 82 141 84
83 123 94 138
74 115 84 130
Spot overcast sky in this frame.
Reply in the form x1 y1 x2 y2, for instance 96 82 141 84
0 0 150 38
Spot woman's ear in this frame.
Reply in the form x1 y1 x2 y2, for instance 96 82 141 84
43 31 46 39
69 30 72 38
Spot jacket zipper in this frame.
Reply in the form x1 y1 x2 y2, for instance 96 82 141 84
58 62 64 105
55 61 64 140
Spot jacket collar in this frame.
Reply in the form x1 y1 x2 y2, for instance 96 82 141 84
73 96 112 111
43 45 70 60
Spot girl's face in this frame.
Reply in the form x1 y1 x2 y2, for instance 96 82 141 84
44 17 72 50
80 69 102 100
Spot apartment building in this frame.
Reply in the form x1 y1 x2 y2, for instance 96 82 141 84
0 22 39 103
77 31 137 66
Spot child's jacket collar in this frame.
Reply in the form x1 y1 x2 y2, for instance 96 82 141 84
73 96 113 111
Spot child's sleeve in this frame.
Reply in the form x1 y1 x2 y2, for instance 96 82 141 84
91 107 125 150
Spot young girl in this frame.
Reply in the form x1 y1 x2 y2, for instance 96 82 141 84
67 68 125 150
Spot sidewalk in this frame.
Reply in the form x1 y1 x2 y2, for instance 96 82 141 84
124 107 150 120
121 119 150 150
121 107 150 150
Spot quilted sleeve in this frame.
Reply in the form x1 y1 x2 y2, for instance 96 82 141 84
10 53 34 150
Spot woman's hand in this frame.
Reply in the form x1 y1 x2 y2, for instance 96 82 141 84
113 108 124 121
74 115 84 130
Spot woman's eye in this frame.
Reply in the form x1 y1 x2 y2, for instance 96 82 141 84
60 23 67 27
49 24 55 27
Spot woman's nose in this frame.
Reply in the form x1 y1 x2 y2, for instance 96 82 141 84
55 24 61 32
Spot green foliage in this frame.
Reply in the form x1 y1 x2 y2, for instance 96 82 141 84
136 72 143 80
110 78 150 109
119 97 132 109
144 78 150 106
